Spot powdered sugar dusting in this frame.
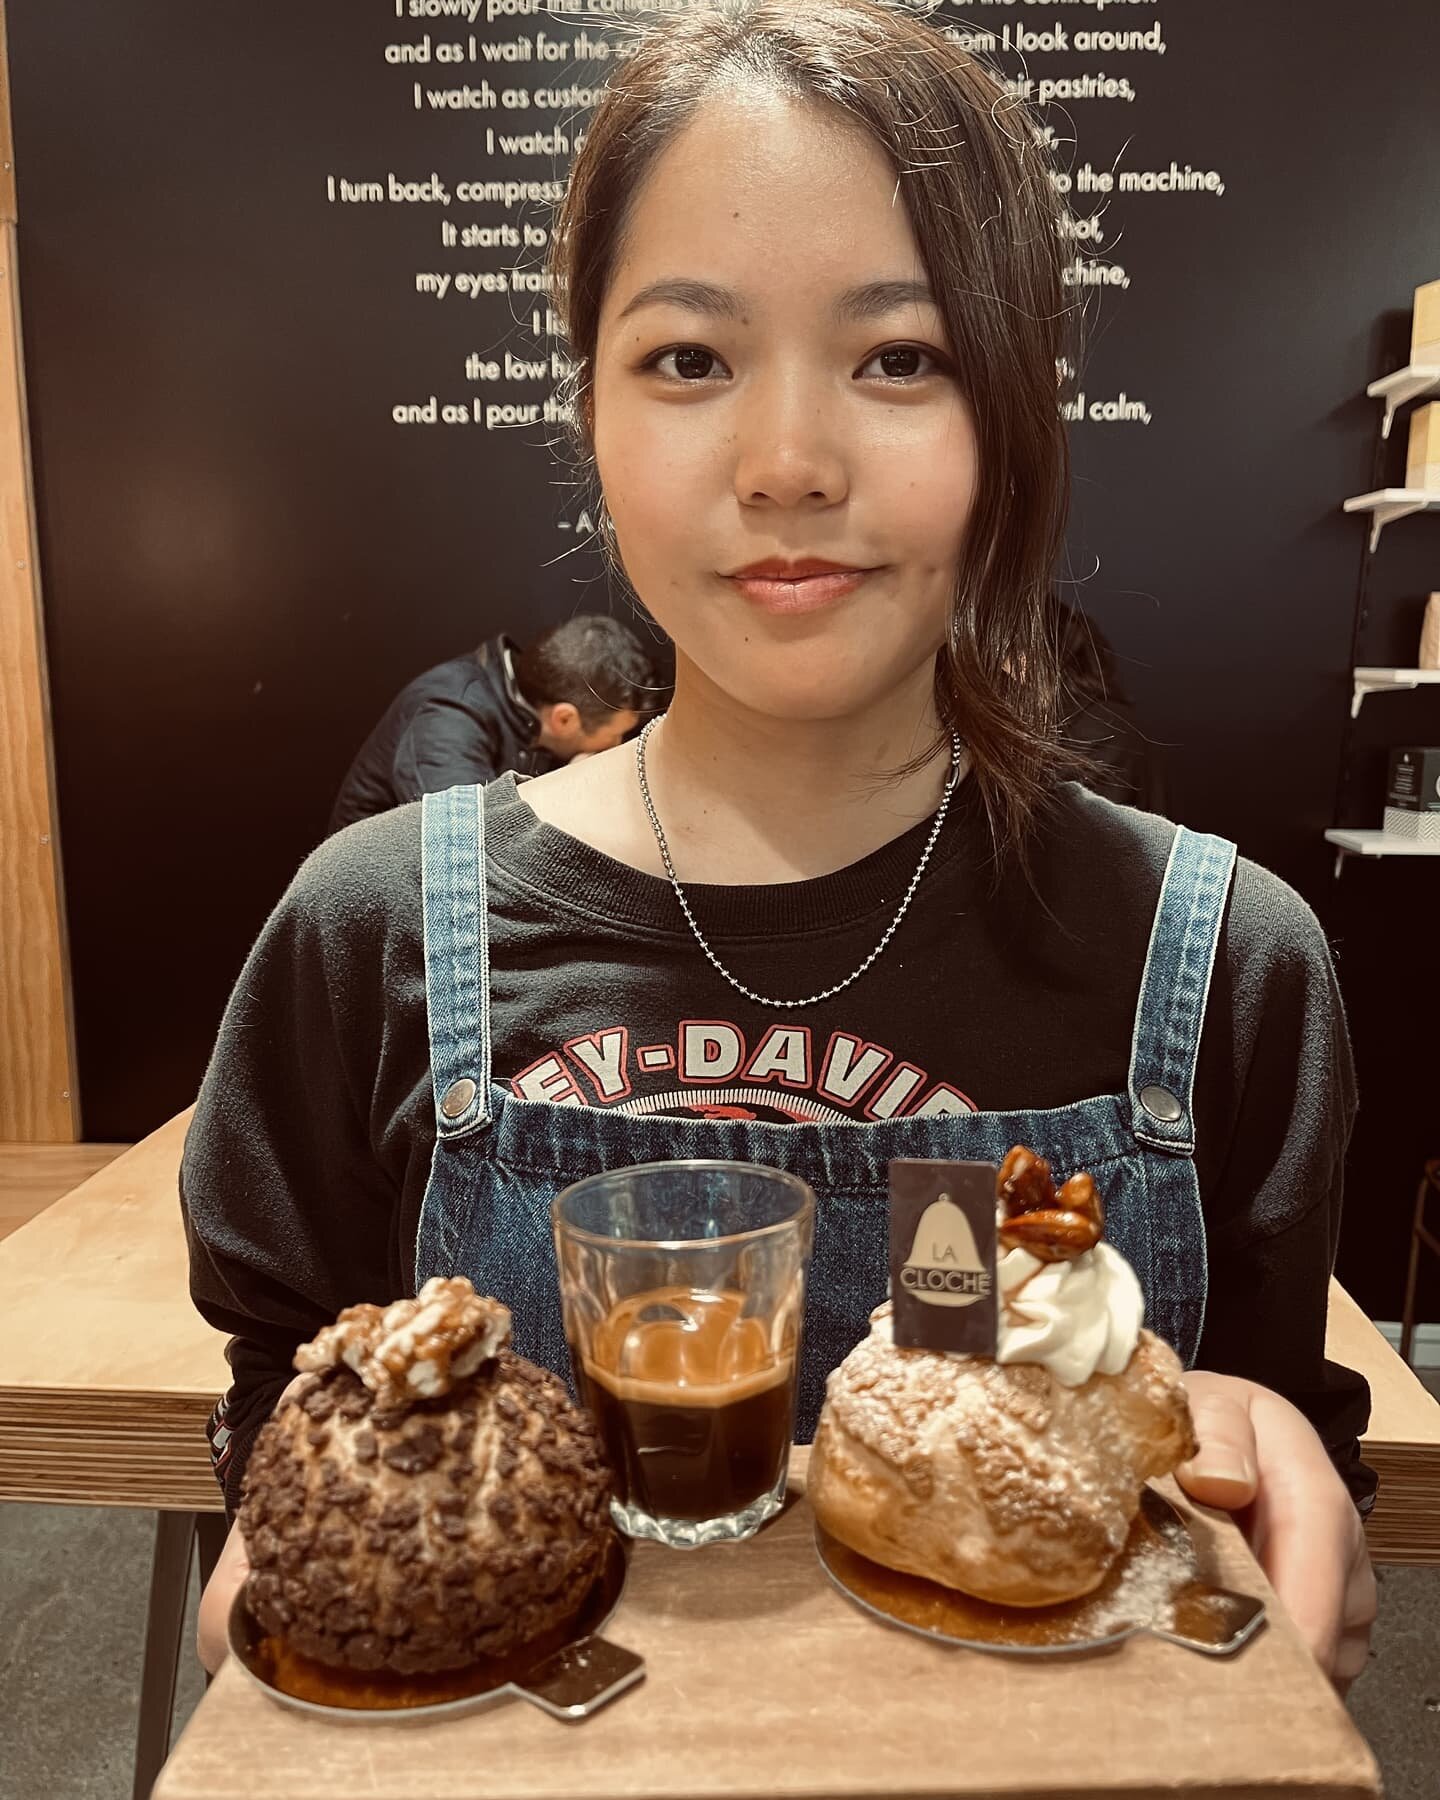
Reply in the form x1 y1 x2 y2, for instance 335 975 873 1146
1073 1508 1193 1639
825 1305 1195 1599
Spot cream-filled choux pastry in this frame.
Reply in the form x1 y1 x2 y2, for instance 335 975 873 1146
809 1148 1198 1607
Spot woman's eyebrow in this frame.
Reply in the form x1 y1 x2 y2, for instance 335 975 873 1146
836 278 939 323
615 276 937 325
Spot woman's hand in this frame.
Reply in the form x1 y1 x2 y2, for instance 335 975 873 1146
197 1518 251 1675
1177 1370 1376 1691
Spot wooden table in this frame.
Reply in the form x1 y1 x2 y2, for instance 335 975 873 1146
0 1107 228 1509
0 1107 231 1800
0 1139 129 1242
1326 1280 1440 1562
154 1450 1381 1800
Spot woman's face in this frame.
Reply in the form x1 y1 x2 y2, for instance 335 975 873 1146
592 87 979 727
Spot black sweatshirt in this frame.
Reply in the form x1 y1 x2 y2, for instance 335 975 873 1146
182 773 1374 1518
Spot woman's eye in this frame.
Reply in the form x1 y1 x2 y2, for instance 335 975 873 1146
640 345 943 388
863 344 946 383
648 349 727 385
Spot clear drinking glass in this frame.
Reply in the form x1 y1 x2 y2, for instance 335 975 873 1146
552 1161 815 1549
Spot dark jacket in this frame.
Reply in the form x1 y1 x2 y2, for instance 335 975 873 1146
327 636 559 835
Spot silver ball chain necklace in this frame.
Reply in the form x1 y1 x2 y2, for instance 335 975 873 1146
634 715 965 1011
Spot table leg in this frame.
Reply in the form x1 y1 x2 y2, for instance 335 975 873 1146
132 1510 197 1800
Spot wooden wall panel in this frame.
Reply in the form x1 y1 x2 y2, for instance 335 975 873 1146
0 4 13 221
0 0 78 1141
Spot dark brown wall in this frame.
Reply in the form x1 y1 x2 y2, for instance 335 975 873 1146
8 2 1438 1319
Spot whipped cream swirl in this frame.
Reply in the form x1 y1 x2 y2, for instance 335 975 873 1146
870 1240 1144 1386
993 1241 1144 1385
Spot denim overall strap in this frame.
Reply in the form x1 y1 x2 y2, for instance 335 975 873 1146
1126 825 1237 1155
420 784 491 1140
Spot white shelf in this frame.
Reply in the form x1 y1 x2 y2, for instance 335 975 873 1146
1342 487 1440 551
1367 363 1440 438
1326 828 1440 877
1350 666 1440 716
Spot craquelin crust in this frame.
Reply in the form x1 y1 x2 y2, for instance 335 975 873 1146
240 1349 613 1673
809 1312 1197 1607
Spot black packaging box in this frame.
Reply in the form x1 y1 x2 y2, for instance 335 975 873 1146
1384 747 1440 841
1386 747 1440 812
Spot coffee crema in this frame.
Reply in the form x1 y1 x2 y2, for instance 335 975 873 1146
575 1287 795 1523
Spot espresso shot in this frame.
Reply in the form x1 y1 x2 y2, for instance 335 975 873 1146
575 1287 796 1524
553 1159 815 1547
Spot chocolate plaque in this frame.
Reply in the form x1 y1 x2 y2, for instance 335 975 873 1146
888 1160 998 1355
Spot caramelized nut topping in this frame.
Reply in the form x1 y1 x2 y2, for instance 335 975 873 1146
294 1279 511 1413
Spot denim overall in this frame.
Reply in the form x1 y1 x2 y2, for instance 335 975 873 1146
415 783 1237 1437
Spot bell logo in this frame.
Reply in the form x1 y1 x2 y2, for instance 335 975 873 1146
900 1195 993 1308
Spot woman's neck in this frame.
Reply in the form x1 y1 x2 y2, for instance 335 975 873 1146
644 659 961 884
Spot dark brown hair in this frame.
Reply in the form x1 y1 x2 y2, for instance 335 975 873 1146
513 614 661 728
546 0 1088 864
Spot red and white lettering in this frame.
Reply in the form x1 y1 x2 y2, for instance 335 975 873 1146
743 1025 812 1089
865 1062 926 1120
818 1031 891 1106
565 1028 632 1101
510 1054 584 1106
681 1021 745 1083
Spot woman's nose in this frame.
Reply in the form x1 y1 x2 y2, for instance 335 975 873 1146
730 370 850 509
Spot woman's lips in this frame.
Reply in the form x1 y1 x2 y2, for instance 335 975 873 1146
727 568 876 614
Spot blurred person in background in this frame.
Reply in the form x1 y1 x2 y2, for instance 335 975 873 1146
327 614 660 834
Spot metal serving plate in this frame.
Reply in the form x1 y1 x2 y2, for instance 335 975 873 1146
228 1531 643 1723
816 1485 1267 1659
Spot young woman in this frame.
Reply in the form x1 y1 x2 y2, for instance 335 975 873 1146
189 0 1375 1683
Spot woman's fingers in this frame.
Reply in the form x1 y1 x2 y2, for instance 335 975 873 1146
1178 1373 1377 1688
197 1517 251 1675
1244 1383 1379 1687
1243 1386 1354 1676
1175 1372 1259 1511
1332 1542 1379 1693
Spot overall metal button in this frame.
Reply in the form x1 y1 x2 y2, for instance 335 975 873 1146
441 1077 478 1119
1139 1084 1183 1124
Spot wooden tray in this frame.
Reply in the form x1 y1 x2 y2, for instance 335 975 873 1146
154 1452 1379 1800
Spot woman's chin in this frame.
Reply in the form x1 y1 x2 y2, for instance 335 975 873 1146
690 650 941 727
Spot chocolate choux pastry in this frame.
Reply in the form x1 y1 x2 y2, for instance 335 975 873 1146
240 1278 613 1674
